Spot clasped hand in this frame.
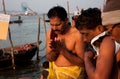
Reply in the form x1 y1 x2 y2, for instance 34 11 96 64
49 38 66 53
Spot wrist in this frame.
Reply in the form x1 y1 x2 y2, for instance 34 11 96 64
84 56 91 63
51 49 59 55
61 48 69 54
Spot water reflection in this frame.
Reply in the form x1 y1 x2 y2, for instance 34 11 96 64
0 15 47 79
0 56 47 79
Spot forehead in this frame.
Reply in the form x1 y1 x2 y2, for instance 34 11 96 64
50 17 61 23
79 28 92 32
79 29 95 37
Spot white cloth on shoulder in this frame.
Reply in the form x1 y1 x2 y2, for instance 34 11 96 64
115 41 120 53
91 31 120 55
91 31 107 55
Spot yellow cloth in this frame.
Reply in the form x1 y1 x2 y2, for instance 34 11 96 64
0 13 10 40
48 62 84 79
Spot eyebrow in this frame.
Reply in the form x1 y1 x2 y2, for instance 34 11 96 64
50 22 62 26
80 32 89 35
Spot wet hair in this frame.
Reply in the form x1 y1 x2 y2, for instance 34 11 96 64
42 61 49 69
75 8 102 30
47 6 67 21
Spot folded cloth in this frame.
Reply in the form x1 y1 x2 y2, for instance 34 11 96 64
48 62 56 79
102 10 120 25
48 62 84 79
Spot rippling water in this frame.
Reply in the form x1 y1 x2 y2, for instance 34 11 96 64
0 15 49 79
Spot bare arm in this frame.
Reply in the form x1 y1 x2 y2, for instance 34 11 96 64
53 32 84 66
62 33 84 66
75 32 85 62
61 49 84 66
84 37 115 79
46 29 59 61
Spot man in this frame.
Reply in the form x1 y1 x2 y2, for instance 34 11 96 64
72 11 80 27
46 6 85 79
75 8 116 79
102 0 120 78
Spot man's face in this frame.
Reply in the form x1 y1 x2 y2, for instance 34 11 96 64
109 23 120 43
79 29 95 43
49 17 65 34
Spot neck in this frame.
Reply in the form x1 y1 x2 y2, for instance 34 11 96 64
61 23 71 34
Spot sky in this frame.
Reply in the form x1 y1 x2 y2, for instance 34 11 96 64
0 0 105 14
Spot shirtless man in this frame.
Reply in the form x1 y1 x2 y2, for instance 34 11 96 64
46 6 85 79
102 0 120 78
75 8 116 79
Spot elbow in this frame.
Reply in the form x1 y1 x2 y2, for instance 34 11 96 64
46 52 58 62
88 73 102 79
78 58 84 66
78 61 84 67
46 55 52 61
74 58 84 66
46 55 55 62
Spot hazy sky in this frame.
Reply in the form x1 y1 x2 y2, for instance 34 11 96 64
0 0 105 14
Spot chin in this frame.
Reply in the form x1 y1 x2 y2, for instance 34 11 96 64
118 40 120 44
55 31 60 34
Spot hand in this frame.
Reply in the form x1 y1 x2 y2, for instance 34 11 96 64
50 29 58 41
84 51 95 61
50 39 66 52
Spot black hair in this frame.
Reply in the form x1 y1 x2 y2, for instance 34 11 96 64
47 6 67 21
42 61 49 69
75 8 102 30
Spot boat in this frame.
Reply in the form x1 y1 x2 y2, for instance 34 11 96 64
9 16 23 24
9 19 23 24
0 41 42 68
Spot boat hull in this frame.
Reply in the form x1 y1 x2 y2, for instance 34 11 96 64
0 41 41 68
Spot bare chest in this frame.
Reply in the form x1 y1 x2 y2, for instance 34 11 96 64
60 35 76 53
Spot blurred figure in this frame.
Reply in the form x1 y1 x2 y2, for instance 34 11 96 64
40 61 49 79
72 11 80 27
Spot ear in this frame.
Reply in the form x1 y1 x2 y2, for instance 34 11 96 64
96 25 104 32
65 18 69 23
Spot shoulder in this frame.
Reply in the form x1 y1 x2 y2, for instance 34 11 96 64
116 49 120 62
100 36 115 54
70 27 82 36
72 27 83 41
102 36 115 45
47 29 51 35
69 27 83 45
47 29 51 38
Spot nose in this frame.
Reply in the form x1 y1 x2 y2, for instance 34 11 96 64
52 25 57 30
83 37 88 42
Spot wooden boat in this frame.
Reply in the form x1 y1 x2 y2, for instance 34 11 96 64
0 41 42 68
9 16 23 24
9 19 23 24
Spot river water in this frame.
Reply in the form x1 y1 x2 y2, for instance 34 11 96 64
0 15 49 79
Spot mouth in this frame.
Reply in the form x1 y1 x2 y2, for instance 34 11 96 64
54 30 60 33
